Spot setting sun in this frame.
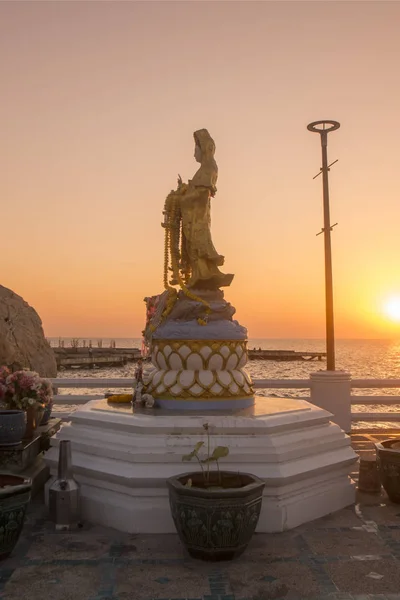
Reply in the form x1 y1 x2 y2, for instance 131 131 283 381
383 297 400 322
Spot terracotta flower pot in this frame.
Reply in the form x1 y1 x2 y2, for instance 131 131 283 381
0 474 31 560
167 471 265 561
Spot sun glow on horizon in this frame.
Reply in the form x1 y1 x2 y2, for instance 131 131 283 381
383 297 400 323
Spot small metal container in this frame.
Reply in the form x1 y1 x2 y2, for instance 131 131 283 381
49 440 80 530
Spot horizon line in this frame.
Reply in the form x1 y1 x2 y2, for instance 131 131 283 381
46 336 400 342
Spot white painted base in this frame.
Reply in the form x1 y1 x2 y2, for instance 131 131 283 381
310 371 352 433
44 397 357 533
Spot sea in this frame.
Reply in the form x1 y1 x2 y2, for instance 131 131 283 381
49 337 400 429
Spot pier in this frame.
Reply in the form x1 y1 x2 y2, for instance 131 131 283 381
248 349 326 361
53 346 326 368
53 347 142 369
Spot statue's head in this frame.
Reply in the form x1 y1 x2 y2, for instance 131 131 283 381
193 129 215 164
191 129 218 192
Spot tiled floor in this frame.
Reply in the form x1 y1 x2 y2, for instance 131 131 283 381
1 431 400 600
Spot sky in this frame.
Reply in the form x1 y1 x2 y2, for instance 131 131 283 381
1 0 400 339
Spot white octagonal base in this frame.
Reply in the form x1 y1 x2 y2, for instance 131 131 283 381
45 397 357 534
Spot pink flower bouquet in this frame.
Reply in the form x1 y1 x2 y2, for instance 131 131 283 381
0 368 53 411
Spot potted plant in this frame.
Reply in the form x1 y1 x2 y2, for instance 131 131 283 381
0 367 26 445
375 439 400 503
0 367 53 439
0 473 32 560
166 423 265 561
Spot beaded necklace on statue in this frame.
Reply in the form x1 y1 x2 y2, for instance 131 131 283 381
162 180 211 326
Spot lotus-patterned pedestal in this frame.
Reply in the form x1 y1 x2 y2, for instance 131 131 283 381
142 288 255 410
144 338 254 410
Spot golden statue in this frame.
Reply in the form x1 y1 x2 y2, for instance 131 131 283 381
163 129 234 292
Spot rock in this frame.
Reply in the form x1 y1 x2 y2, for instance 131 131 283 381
0 285 57 377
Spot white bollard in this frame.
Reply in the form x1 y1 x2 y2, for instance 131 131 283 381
310 371 352 433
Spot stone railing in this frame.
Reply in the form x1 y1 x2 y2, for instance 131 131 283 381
49 376 400 432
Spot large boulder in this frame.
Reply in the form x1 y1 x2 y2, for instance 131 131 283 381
0 285 57 377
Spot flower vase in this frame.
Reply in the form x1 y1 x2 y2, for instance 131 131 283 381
24 405 44 440
40 401 53 426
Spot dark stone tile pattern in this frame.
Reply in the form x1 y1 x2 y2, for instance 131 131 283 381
1 493 400 600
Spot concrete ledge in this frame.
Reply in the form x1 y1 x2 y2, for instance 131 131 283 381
45 397 357 533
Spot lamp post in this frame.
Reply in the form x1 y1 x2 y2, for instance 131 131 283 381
307 120 340 371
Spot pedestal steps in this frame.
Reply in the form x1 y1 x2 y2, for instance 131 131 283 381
48 419 349 458
45 398 357 534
